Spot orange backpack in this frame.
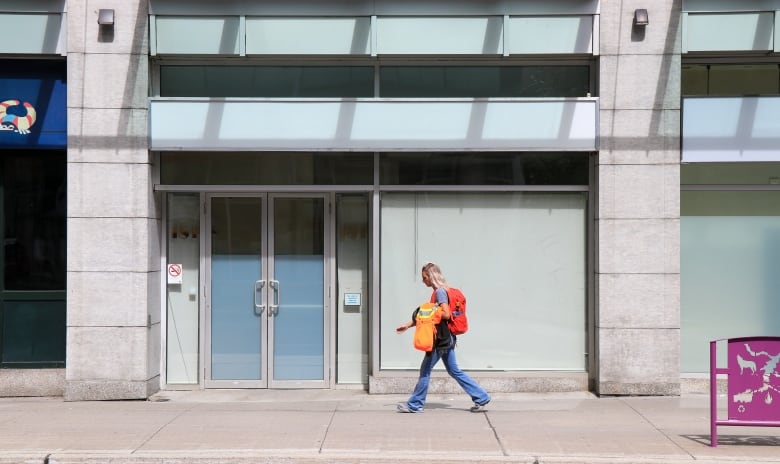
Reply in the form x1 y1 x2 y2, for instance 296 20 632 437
413 303 442 351
430 287 469 335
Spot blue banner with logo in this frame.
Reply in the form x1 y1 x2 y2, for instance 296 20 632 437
0 60 66 149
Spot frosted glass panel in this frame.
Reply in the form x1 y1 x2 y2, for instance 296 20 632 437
150 99 598 151
682 97 780 162
273 255 324 380
336 195 369 384
681 191 780 373
0 13 61 54
376 17 503 55
156 16 239 55
210 197 263 381
686 13 773 52
508 16 593 54
246 17 370 55
166 194 200 384
380 192 586 371
271 197 325 381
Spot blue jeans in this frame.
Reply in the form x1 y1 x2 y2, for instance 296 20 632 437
406 345 490 411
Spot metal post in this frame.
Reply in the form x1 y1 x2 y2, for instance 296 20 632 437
710 340 718 447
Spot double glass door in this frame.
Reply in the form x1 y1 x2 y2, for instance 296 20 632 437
205 194 329 388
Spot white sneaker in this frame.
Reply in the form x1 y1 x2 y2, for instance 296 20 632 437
397 402 423 413
470 399 490 412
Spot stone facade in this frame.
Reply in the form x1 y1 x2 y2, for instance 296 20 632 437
64 0 159 401
0 0 690 399
596 0 682 395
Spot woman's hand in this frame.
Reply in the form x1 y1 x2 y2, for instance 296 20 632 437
396 322 412 333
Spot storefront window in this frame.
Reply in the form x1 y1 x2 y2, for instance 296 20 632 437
379 192 587 371
681 189 780 372
0 150 66 367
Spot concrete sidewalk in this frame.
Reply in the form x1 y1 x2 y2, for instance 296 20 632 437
0 390 779 464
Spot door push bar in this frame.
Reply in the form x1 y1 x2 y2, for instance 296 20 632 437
254 280 265 315
270 280 280 316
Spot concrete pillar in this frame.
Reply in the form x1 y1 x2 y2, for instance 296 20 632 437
596 0 682 395
65 0 159 400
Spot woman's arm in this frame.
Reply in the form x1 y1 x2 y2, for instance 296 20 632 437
435 288 451 320
395 321 413 333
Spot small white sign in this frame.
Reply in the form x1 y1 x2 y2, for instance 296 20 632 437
344 293 361 306
167 263 183 284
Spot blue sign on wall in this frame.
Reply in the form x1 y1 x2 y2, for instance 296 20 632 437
0 60 66 149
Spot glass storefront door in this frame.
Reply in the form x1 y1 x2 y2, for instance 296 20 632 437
205 194 329 388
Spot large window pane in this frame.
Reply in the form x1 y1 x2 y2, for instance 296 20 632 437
380 66 590 97
380 152 589 185
336 194 369 384
681 65 708 96
160 66 374 97
681 64 780 96
380 192 586 371
681 191 780 373
160 152 373 185
709 65 779 95
681 163 780 185
1 300 65 365
2 151 66 290
166 194 200 384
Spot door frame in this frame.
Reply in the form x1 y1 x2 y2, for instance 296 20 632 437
202 192 332 389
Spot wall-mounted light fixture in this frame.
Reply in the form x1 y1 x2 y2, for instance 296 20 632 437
633 9 649 27
98 9 115 27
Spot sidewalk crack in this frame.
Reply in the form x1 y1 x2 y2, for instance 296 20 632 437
484 412 509 456
132 405 194 453
621 398 695 460
319 406 337 454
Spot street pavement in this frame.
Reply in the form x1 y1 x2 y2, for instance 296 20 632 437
0 390 779 464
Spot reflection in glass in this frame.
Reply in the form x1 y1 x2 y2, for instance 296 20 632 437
2 300 65 364
380 66 590 97
161 152 373 186
161 66 374 97
2 151 66 290
380 152 589 185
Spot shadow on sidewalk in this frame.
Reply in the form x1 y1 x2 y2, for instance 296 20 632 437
682 434 780 447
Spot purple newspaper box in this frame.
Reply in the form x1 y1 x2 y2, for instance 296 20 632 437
710 336 780 447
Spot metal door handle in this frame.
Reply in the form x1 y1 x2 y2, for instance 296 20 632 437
254 280 266 315
270 280 280 315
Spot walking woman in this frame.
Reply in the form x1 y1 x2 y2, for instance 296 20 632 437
395 262 491 413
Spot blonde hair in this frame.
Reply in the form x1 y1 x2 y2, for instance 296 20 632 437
422 262 449 289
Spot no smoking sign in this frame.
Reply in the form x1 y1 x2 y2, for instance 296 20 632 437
167 263 183 284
